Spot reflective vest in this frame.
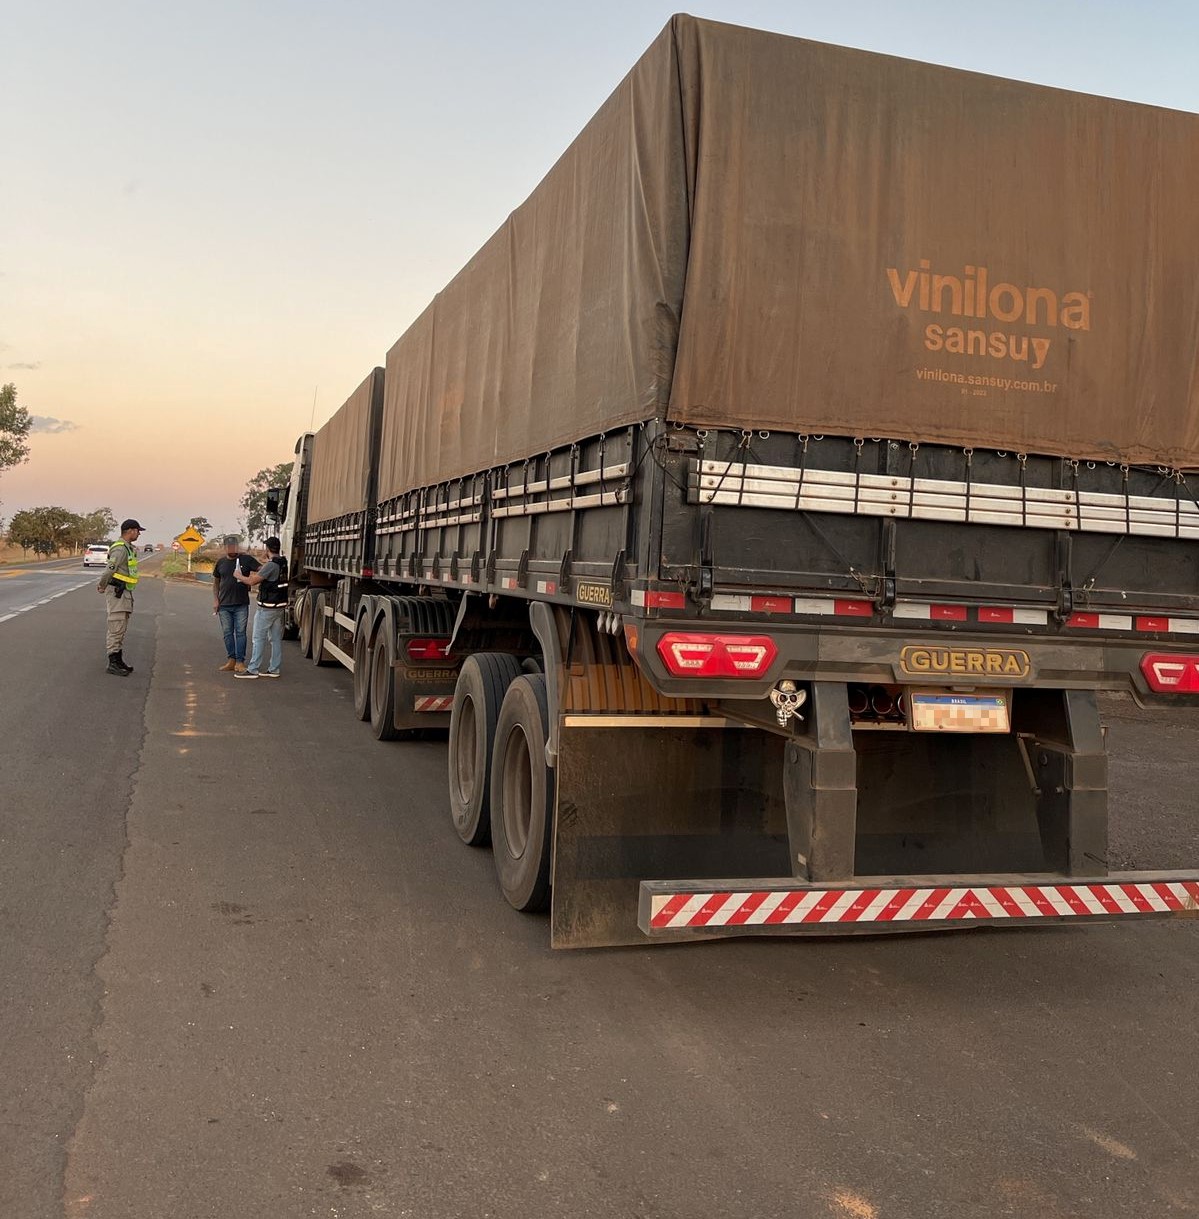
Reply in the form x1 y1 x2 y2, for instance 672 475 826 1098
109 541 140 586
258 555 288 608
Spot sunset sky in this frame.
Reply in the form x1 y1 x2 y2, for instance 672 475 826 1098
4 0 1197 543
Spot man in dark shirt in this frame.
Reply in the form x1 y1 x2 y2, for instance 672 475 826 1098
211 535 259 673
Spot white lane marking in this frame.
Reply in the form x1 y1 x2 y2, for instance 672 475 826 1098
2 567 102 578
0 580 95 626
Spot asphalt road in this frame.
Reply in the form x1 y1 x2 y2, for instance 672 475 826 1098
1 576 1197 1219
0 555 104 621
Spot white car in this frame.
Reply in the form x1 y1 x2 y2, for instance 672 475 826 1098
83 544 110 568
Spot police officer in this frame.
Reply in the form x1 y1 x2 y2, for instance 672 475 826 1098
97 518 144 676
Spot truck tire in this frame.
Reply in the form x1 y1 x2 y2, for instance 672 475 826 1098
352 617 373 721
311 592 331 667
298 591 314 658
448 653 524 847
369 627 401 741
490 673 554 912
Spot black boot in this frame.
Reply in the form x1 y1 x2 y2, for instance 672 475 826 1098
107 653 131 677
116 650 134 674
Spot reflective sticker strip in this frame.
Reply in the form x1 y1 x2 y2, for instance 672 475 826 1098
1135 616 1199 635
500 578 518 590
793 597 874 617
708 595 873 617
647 880 1199 930
536 580 558 595
709 594 752 612
1066 612 1135 631
413 696 454 713
894 603 969 622
650 591 1199 636
978 606 1049 625
630 589 686 610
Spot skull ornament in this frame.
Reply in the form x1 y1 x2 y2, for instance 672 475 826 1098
768 680 806 727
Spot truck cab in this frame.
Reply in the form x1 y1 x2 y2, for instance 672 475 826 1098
266 432 313 637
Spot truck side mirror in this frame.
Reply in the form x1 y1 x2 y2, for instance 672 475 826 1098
266 488 284 520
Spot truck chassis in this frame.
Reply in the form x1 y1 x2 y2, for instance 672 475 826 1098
277 425 1199 946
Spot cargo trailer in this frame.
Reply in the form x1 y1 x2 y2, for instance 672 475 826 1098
269 15 1199 946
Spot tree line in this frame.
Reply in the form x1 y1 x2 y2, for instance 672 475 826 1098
7 507 119 557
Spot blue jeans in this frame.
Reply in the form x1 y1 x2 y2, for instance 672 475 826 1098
218 604 249 662
247 606 285 675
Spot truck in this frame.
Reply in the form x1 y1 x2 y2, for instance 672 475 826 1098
270 15 1199 947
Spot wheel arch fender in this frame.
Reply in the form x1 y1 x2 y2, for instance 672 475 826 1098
356 593 379 641
528 600 568 769
369 596 398 652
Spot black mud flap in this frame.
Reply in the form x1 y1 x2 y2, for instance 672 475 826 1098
549 718 789 948
391 663 458 731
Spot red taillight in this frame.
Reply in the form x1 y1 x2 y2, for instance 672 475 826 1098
1141 653 1199 693
406 637 451 663
656 632 778 679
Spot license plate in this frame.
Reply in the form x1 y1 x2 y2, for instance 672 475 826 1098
909 690 1010 733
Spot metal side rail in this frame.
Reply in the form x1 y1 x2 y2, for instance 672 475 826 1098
639 872 1199 938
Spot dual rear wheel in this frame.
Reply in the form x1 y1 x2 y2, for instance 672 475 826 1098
352 617 372 721
310 592 331 667
369 626 403 741
448 655 553 913
298 590 314 658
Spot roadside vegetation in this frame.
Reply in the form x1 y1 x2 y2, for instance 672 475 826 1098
3 506 118 559
162 544 218 579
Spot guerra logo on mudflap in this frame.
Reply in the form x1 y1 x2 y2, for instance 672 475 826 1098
898 645 1031 679
575 581 614 607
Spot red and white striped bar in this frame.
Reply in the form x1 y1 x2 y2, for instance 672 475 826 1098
638 874 1199 937
413 695 454 713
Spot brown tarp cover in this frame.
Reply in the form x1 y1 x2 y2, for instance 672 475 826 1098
308 368 384 523
378 15 1199 497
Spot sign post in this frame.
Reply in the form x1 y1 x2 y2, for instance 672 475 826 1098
175 527 205 574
